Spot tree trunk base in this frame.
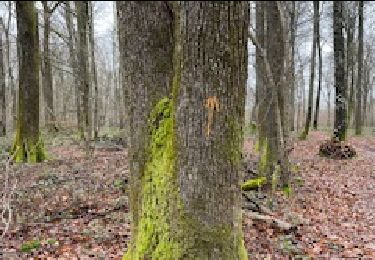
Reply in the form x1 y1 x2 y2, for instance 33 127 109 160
319 139 356 159
11 135 46 163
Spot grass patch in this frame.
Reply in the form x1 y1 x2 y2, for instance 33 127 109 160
21 239 41 253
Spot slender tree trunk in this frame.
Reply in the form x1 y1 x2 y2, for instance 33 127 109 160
327 84 331 127
119 2 249 259
289 2 296 132
76 1 91 143
42 1 56 131
313 2 322 130
0 18 5 136
333 1 347 141
256 1 265 145
355 1 364 135
88 1 99 140
362 62 369 127
302 1 318 138
65 1 82 133
13 1 45 162
347 13 355 126
5 1 16 131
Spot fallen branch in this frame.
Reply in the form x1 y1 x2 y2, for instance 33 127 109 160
243 210 297 233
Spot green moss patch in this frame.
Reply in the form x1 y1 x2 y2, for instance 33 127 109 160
241 177 267 191
21 239 41 253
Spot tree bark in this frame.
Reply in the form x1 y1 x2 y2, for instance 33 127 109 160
333 1 347 141
5 1 16 131
65 1 82 133
256 1 265 146
289 2 296 132
88 1 99 140
42 1 56 131
313 2 322 130
355 1 364 135
302 1 318 138
76 1 91 143
327 84 331 127
347 11 355 126
119 2 249 259
0 18 6 136
13 1 45 162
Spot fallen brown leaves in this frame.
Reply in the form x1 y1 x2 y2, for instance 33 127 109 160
1 131 374 258
243 131 375 258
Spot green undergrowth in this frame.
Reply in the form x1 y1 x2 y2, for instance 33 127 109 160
21 239 41 253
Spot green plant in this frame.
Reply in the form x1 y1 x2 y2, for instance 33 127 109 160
21 239 41 253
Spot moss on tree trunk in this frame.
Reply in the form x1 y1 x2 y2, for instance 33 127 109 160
12 1 46 163
119 2 249 259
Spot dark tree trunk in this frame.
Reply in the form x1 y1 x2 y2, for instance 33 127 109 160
13 1 45 162
302 1 318 138
76 1 91 142
313 1 322 130
88 1 99 140
333 1 347 141
355 1 364 135
347 12 355 126
0 18 6 136
256 1 265 145
289 1 296 132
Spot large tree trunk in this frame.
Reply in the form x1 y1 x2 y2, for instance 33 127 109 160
65 1 82 133
76 1 91 143
302 1 318 138
313 1 322 130
333 1 347 141
119 2 249 259
88 1 99 140
0 18 6 136
13 1 45 162
355 1 364 135
42 1 56 131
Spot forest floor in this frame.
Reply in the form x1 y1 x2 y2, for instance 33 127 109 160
0 129 375 259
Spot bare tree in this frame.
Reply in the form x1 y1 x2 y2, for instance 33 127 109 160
355 1 364 135
333 1 347 141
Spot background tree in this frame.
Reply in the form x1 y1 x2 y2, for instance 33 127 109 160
0 17 5 136
12 1 45 162
302 1 319 138
42 1 60 131
355 1 364 135
313 1 322 130
333 1 347 141
76 1 91 142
